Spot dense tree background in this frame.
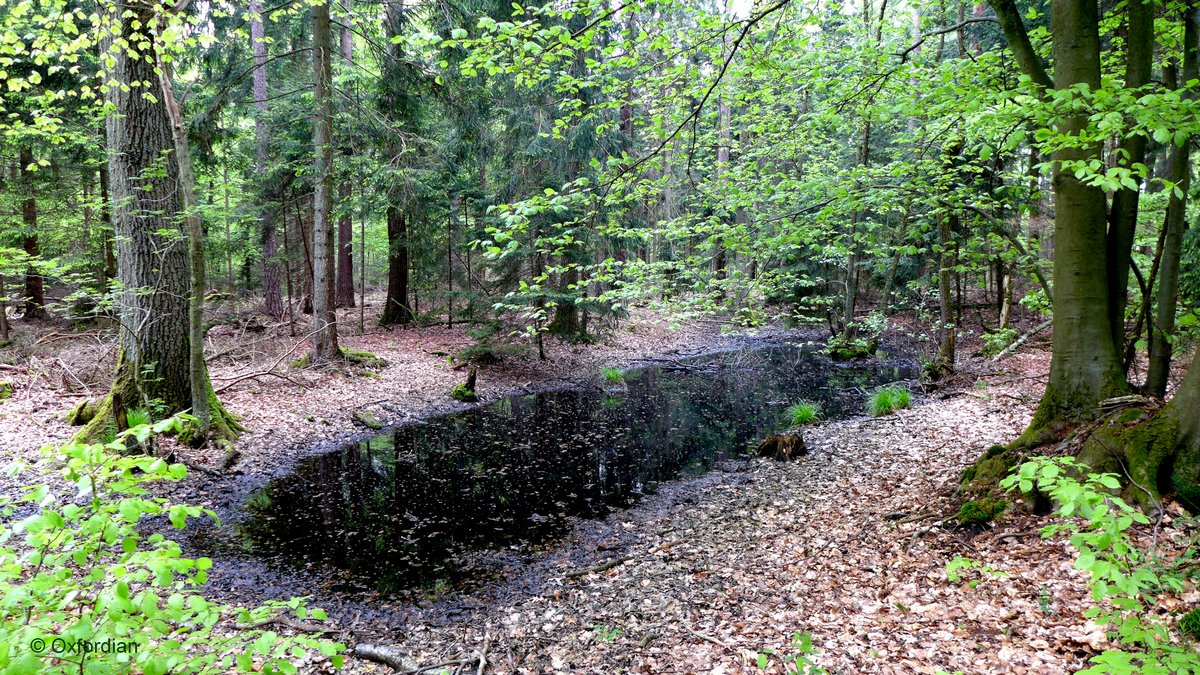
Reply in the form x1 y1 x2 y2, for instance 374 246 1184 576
0 0 1198 489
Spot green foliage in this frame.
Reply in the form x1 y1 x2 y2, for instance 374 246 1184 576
945 556 1009 584
823 313 888 361
1018 289 1052 317
981 328 1019 357
994 457 1200 673
0 417 344 674
786 401 821 426
867 385 911 417
602 366 624 385
956 497 1007 525
754 632 825 674
450 383 477 402
124 407 151 428
592 624 622 643
1179 608 1200 640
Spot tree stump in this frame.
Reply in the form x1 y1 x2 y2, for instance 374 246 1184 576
757 433 808 460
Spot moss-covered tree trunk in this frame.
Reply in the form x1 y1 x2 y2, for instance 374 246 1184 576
81 0 241 443
1080 356 1200 511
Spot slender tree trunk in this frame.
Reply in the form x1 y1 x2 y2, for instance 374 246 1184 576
337 185 356 307
934 211 958 378
1105 0 1155 352
310 1 340 362
381 205 412 325
379 0 413 326
1146 9 1198 395
98 165 116 287
0 276 8 341
713 98 731 291
336 0 356 308
158 59 213 441
18 146 47 320
251 0 283 317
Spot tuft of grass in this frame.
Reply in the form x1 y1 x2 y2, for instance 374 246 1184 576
602 366 625 385
125 407 152 427
867 385 911 417
785 401 821 426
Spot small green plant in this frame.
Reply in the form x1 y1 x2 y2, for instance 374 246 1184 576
992 456 1200 672
755 631 825 673
450 383 477 402
1018 288 1052 316
786 401 821 426
1180 608 1200 640
981 327 1019 356
0 417 344 673
945 556 1010 584
602 366 625 385
125 407 152 428
593 624 622 642
866 385 911 416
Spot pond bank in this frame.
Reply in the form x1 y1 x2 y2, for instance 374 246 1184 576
314 356 1109 674
197 334 1133 674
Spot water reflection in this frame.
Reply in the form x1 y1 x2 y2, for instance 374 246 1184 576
241 343 915 591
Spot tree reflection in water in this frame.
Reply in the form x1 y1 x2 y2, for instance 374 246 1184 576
241 344 916 592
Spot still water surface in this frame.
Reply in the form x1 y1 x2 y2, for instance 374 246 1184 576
241 342 915 591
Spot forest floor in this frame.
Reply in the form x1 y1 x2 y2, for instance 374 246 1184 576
306 338 1195 675
3 304 1196 674
0 297 739 493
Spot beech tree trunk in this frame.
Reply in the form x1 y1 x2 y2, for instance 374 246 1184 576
251 0 283 317
310 1 341 363
1016 0 1129 442
18 146 47 320
1104 0 1154 350
1145 6 1197 396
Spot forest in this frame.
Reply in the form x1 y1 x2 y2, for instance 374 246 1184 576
1 0 1199 671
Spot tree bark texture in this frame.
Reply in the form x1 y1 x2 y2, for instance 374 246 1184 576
310 1 341 362
103 0 196 420
1021 0 1130 441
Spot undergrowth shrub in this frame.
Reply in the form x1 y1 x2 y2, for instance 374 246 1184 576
0 417 344 674
954 456 1200 673
981 327 1019 356
602 366 624 385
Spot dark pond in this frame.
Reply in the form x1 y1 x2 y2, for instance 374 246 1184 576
239 342 916 592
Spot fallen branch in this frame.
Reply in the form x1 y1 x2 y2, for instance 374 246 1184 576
564 539 683 579
349 644 418 671
214 368 310 394
992 319 1052 362
684 626 731 649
